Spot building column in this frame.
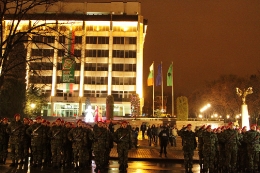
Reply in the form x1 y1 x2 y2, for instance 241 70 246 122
50 21 59 116
79 21 86 116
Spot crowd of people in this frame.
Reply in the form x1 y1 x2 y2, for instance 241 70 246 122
0 114 134 173
3 115 258 173
178 122 260 173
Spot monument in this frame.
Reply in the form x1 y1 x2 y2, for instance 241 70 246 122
236 87 253 129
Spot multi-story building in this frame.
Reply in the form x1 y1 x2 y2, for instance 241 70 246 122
3 1 147 119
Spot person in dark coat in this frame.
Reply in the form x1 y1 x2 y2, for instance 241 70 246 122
158 126 169 157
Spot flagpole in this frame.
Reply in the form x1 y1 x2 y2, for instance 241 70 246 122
152 61 154 117
161 61 163 113
171 62 174 117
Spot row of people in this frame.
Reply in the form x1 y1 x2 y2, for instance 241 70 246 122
178 122 260 173
0 114 133 173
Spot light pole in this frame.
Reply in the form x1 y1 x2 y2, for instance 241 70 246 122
200 103 211 120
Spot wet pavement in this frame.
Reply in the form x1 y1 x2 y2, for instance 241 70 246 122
1 160 201 173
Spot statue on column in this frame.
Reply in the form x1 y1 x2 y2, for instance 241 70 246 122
236 87 253 104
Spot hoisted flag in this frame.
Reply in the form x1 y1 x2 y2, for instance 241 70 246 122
156 63 162 86
147 63 154 86
167 64 173 86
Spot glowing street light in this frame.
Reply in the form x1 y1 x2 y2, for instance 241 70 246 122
200 103 211 113
200 103 211 120
30 103 36 109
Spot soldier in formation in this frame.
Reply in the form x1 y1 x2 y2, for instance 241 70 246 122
113 121 132 173
178 124 197 173
0 118 9 164
6 113 24 167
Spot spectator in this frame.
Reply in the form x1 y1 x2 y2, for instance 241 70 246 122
132 127 138 148
151 124 157 145
172 125 178 147
158 126 169 157
147 125 153 146
154 124 161 146
140 122 147 139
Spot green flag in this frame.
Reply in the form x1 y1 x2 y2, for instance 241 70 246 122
167 64 173 86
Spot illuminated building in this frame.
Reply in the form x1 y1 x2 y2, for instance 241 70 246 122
3 1 147 118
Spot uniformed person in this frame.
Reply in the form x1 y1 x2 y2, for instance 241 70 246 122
0 118 9 164
178 124 197 173
202 125 218 173
195 124 205 170
26 116 48 168
48 118 66 169
67 119 88 171
6 113 24 167
221 122 240 173
113 121 132 173
244 124 260 173
21 118 30 164
92 121 109 172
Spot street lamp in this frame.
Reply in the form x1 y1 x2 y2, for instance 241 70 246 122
200 103 211 120
30 103 36 109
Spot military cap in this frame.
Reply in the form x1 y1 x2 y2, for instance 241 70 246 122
42 119 46 123
76 119 82 124
186 124 192 127
14 113 21 118
35 116 42 120
206 125 211 129
242 126 247 130
2 117 8 121
228 122 233 126
251 124 257 128
56 118 62 122
199 125 205 130
121 121 128 124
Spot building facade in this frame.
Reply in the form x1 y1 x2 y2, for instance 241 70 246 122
3 1 147 119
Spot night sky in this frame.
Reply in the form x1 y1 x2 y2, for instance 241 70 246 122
140 0 260 97
87 0 260 97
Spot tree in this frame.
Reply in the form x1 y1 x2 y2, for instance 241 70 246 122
24 84 47 118
188 74 260 123
0 0 66 89
106 95 114 120
0 0 73 117
130 93 140 119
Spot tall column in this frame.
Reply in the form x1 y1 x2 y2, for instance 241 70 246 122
241 104 250 130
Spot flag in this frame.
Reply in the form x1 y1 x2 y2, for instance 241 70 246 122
156 63 162 86
63 83 73 93
147 63 153 86
62 27 75 93
167 64 173 86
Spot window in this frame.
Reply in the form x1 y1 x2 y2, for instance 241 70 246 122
86 37 97 44
112 77 136 85
31 49 54 57
86 50 108 57
30 62 53 70
86 36 109 44
58 49 65 57
113 37 124 44
84 76 107 85
74 50 81 57
75 36 82 44
59 36 66 44
32 36 55 43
